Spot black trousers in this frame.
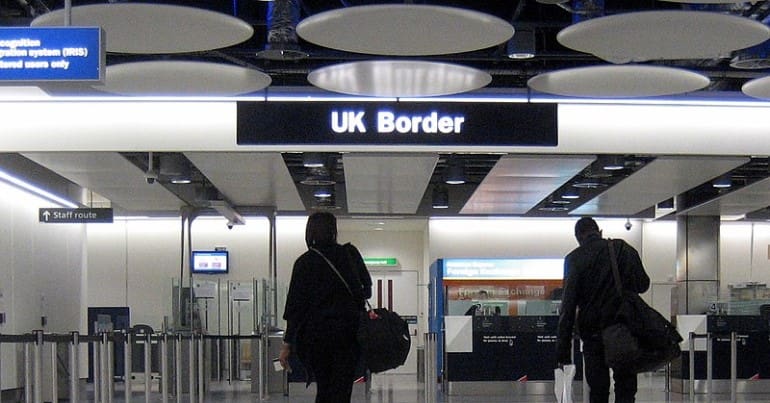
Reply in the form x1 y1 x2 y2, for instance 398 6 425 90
582 333 638 403
306 339 358 403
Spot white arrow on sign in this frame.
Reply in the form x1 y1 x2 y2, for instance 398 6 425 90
42 211 51 221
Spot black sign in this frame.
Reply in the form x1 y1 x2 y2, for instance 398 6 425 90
39 208 113 223
237 101 557 147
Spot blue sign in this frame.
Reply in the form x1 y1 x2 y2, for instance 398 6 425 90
0 27 104 82
442 258 564 280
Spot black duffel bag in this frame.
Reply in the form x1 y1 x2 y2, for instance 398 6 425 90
357 307 411 373
602 240 683 373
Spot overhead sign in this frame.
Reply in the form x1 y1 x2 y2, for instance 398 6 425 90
443 258 564 280
39 208 113 223
0 27 104 82
237 101 557 147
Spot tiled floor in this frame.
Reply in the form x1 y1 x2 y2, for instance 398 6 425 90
97 372 770 402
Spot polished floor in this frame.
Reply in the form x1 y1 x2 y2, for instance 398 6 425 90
77 372 770 402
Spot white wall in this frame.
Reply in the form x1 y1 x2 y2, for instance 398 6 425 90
86 216 272 332
0 181 85 390
720 222 770 300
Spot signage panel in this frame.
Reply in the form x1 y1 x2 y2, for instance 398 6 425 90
237 101 557 146
39 208 113 223
364 257 399 266
443 258 564 280
0 27 104 82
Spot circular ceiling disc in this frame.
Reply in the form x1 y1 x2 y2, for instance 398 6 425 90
557 10 770 64
527 65 710 98
308 60 491 97
742 76 770 100
97 61 271 96
31 3 254 54
297 4 513 56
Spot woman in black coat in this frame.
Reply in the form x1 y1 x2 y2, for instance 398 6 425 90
278 212 372 403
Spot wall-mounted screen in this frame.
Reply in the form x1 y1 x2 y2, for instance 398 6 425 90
191 250 229 274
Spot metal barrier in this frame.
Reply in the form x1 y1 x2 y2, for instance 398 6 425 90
0 331 272 402
423 332 438 403
688 331 738 403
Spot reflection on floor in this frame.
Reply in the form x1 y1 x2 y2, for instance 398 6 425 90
73 373 770 403
84 372 770 402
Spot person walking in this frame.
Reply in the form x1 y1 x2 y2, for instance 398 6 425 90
556 217 650 403
278 212 372 403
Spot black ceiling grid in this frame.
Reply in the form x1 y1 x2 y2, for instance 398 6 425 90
676 157 770 216
528 155 656 218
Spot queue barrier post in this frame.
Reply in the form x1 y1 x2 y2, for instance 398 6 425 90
69 332 79 403
161 333 169 403
423 332 437 403
175 333 182 403
124 330 132 403
730 332 737 403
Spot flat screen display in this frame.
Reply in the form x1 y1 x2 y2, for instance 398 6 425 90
191 250 229 274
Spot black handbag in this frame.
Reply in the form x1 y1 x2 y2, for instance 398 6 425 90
602 240 683 373
311 247 411 373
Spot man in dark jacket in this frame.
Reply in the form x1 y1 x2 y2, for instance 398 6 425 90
556 217 650 403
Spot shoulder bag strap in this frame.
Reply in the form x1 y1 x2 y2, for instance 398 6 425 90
309 247 355 297
607 239 623 296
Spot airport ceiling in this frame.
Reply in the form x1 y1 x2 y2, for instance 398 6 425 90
3 1 770 221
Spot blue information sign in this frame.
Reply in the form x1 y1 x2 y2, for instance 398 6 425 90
0 27 104 82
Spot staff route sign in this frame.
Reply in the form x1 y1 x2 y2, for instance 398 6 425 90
39 208 113 223
0 27 104 82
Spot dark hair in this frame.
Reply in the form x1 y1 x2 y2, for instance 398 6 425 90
574 217 600 241
305 211 337 247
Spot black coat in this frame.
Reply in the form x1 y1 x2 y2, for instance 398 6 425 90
283 243 373 366
556 235 650 363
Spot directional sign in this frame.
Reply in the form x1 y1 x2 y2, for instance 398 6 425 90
39 208 113 223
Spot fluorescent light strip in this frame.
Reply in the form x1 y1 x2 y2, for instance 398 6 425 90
0 169 78 208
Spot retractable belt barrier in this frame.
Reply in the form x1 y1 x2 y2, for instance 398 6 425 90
0 331 264 403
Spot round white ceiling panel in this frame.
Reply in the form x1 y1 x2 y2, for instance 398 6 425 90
97 61 271 96
741 76 770 100
31 3 254 54
527 65 710 98
557 11 770 64
307 60 491 97
297 4 513 56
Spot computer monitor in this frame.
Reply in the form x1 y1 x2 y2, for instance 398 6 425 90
191 250 229 274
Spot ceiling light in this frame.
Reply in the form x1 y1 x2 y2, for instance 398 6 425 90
313 186 333 198
561 189 580 199
432 186 449 209
444 159 466 185
602 156 625 170
712 175 732 188
307 60 491 97
0 168 78 208
300 174 335 186
507 28 536 59
160 154 192 184
571 180 607 189
302 152 325 168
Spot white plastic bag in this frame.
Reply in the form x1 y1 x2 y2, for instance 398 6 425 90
554 364 576 403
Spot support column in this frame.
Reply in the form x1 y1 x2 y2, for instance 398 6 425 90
675 216 720 314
